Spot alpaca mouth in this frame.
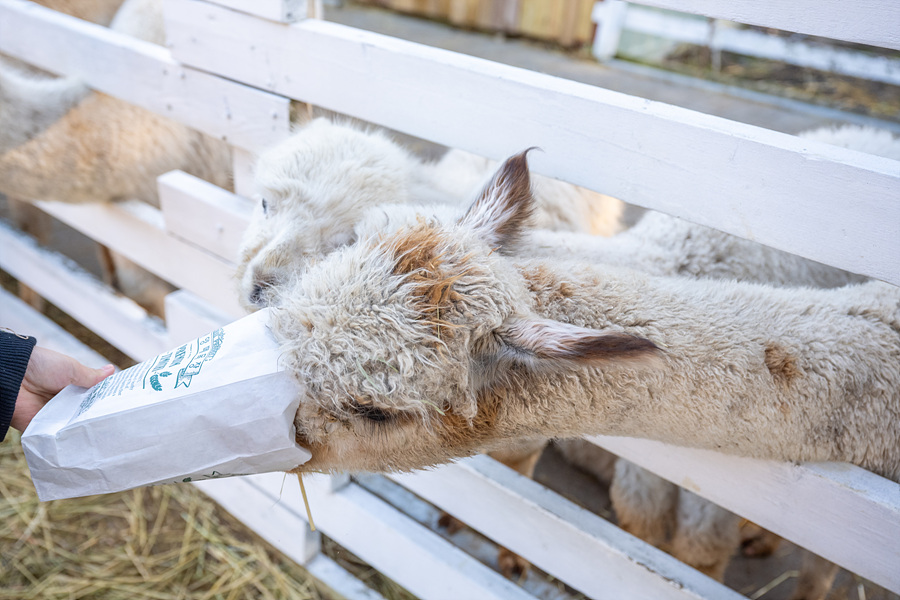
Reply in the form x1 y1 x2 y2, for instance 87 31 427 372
248 283 266 307
248 279 278 308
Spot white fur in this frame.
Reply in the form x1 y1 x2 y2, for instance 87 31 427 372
236 118 624 310
0 0 231 316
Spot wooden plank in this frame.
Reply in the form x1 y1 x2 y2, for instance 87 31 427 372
574 0 595 44
390 456 741 600
164 290 232 345
616 5 900 85
591 0 629 60
199 472 539 600
558 0 580 47
34 200 245 318
158 171 253 263
518 0 562 41
625 0 900 51
591 436 900 593
0 288 111 369
717 26 900 86
0 0 291 152
447 0 478 27
163 1 900 285
231 148 259 199
423 0 451 20
499 0 521 32
204 0 306 22
0 222 169 360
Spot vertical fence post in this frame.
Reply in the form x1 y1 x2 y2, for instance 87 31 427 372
591 0 628 61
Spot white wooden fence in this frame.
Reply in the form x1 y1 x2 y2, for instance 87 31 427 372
1 0 899 598
591 0 900 86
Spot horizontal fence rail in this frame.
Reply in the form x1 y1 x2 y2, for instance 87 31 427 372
0 0 291 152
198 473 539 600
592 2 900 85
622 0 900 51
163 0 900 286
0 222 170 359
391 456 741 600
592 436 900 592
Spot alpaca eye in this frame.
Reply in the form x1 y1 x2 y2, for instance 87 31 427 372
261 197 268 215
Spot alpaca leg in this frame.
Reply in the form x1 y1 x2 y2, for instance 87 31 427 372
670 490 741 581
610 460 677 549
790 551 839 600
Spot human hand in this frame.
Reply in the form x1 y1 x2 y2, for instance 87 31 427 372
12 347 115 432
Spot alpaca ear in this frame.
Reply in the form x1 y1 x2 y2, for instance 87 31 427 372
495 317 662 369
459 149 536 253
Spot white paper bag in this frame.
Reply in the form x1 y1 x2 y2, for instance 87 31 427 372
22 308 311 501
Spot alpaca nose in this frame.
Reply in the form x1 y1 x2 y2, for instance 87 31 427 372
247 270 277 308
249 283 264 306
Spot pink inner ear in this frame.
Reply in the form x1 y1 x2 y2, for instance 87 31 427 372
459 149 536 252
501 318 660 364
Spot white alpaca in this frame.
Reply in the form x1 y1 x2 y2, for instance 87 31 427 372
0 0 231 205
0 0 231 316
268 150 900 483
237 117 622 310
241 118 892 586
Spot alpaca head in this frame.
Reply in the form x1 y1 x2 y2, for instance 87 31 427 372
271 150 660 473
237 119 426 310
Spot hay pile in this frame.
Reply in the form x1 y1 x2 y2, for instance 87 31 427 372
0 431 329 600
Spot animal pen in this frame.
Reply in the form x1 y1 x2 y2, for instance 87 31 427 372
1 0 899 598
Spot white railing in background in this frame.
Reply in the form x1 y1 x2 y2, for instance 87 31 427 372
591 1 900 85
1 0 899 598
602 0 900 50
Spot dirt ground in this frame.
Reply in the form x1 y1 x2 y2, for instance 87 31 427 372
662 46 900 122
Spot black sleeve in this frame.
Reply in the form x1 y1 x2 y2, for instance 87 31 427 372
0 330 38 441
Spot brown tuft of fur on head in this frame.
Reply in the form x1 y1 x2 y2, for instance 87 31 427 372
460 148 537 253
388 222 468 342
764 343 802 382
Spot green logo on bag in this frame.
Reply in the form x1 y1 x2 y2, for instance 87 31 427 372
149 371 172 391
175 329 225 389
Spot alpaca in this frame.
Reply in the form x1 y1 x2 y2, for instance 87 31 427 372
0 0 231 205
237 118 623 311
0 65 89 155
0 0 232 317
242 118 886 583
269 150 900 486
